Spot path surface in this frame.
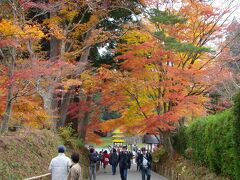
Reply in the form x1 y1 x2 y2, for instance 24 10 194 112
97 163 167 180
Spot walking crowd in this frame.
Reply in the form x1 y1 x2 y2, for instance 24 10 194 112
88 145 152 180
48 145 152 180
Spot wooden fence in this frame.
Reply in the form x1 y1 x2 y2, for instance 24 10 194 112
153 163 185 180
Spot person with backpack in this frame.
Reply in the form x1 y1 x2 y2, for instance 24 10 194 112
102 150 110 173
89 148 99 180
68 152 82 180
109 148 119 175
118 146 131 180
139 147 152 180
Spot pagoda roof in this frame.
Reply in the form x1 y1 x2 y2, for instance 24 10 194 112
112 129 124 134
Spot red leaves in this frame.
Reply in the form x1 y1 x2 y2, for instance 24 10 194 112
0 39 19 48
18 0 49 10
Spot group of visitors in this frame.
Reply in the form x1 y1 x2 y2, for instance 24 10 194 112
48 144 152 180
88 145 152 180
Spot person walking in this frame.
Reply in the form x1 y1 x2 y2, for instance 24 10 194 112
136 150 141 172
102 150 110 173
139 147 152 180
89 147 99 180
127 151 133 169
68 152 82 180
99 151 103 167
49 145 71 180
109 148 119 175
118 146 131 180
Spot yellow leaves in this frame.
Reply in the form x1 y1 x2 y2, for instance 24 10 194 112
80 71 97 93
23 24 45 40
49 23 65 39
43 16 62 25
0 19 44 42
70 14 99 39
59 7 78 21
122 30 152 45
44 17 65 39
12 96 49 129
44 15 71 39
0 19 21 37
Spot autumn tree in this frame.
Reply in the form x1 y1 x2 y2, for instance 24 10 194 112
0 0 145 139
215 19 240 99
98 0 233 156
0 1 46 133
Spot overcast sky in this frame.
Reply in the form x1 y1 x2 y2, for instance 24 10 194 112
213 0 240 21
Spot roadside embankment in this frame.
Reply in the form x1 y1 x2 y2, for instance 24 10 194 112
0 129 89 180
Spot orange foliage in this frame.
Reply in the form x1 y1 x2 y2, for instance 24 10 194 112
96 0 230 135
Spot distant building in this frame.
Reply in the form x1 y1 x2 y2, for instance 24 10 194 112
142 134 160 152
112 129 125 147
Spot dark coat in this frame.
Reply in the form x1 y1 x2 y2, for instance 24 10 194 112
138 153 152 169
109 152 119 166
118 152 131 169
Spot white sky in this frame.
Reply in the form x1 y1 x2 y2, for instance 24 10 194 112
213 0 240 21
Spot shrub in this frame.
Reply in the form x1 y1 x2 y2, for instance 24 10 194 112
173 110 236 178
233 92 240 179
152 146 167 163
58 125 84 149
172 127 187 155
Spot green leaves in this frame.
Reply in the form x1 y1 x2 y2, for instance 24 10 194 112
233 92 240 179
149 9 186 25
150 9 211 53
174 110 237 178
154 30 211 53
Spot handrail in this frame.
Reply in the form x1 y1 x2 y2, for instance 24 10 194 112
24 173 51 180
23 163 89 180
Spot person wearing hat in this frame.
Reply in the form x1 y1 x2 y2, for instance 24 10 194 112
139 147 152 180
118 146 131 180
49 145 72 180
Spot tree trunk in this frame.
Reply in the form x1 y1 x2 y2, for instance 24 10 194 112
58 91 73 127
50 36 61 60
75 31 93 140
162 131 174 159
78 95 92 142
1 49 15 133
0 85 14 133
41 90 59 131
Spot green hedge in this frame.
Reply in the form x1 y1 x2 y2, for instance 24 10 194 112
233 92 240 179
173 108 239 179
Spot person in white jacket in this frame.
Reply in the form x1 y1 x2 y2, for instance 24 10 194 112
49 145 72 180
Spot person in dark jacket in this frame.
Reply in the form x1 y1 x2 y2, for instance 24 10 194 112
109 148 119 175
118 146 131 180
89 148 99 180
139 147 152 180
136 150 141 171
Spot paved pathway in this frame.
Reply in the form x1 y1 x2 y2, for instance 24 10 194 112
96 164 167 180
